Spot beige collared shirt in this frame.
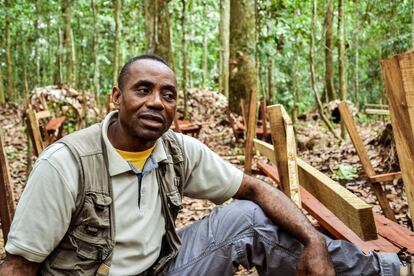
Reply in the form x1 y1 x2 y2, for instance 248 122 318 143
6 112 243 275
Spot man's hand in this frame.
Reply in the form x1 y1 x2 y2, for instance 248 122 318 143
235 174 335 275
296 235 335 276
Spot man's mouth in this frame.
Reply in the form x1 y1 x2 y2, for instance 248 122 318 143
139 113 165 128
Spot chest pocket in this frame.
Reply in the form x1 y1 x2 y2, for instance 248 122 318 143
73 192 112 243
49 193 113 272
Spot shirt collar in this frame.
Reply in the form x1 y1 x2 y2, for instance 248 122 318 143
102 111 169 176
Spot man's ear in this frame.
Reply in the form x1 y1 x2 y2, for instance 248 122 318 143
112 86 122 109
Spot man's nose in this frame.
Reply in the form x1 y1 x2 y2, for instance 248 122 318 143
146 91 164 109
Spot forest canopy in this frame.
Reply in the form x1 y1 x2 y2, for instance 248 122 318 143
0 0 412 115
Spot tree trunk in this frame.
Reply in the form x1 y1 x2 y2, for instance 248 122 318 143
181 0 188 118
219 0 230 98
267 56 273 104
324 0 336 102
92 0 100 102
0 64 5 104
292 54 301 124
54 28 63 85
202 32 208 87
229 0 257 114
34 0 40 87
354 19 360 109
113 0 121 87
310 0 341 141
144 0 174 66
338 0 347 139
5 0 14 101
62 0 74 86
412 0 414 49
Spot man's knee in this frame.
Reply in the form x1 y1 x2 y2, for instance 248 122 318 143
214 200 266 227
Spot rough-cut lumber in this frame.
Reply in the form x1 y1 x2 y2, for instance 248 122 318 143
338 102 376 177
369 172 402 183
26 109 44 156
254 139 376 240
46 116 66 133
365 108 390 116
25 108 66 156
338 101 396 221
374 213 414 253
257 161 396 252
267 104 300 205
365 103 389 109
0 130 15 244
254 138 276 165
297 158 377 241
381 52 414 228
244 88 257 175
172 115 201 137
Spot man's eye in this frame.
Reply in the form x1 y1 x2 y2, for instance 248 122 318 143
164 91 176 101
137 88 149 94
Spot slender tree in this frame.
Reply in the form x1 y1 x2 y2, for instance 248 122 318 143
412 0 414 49
310 0 341 140
54 28 63 85
92 0 100 100
229 0 257 113
354 15 360 108
0 63 5 104
338 0 347 138
180 0 188 118
34 0 40 87
202 34 208 87
144 0 174 66
267 57 273 105
219 0 230 98
5 0 14 101
62 0 74 86
113 0 121 87
324 0 336 102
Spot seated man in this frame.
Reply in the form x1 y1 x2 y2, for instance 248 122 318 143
0 55 403 275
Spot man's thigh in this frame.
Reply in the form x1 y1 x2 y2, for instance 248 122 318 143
164 200 300 276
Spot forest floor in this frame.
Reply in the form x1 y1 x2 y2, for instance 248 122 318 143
0 88 411 275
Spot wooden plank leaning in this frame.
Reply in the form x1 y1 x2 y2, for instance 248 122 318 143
267 105 301 206
381 51 414 229
254 140 377 241
256 161 398 252
338 101 397 222
0 129 16 244
25 108 45 156
244 88 258 175
256 105 376 240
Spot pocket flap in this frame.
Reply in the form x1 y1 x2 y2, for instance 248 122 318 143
90 193 112 206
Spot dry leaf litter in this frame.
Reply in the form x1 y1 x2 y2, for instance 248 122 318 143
0 88 411 275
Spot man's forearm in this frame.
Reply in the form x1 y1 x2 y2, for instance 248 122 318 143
0 254 40 276
234 174 321 246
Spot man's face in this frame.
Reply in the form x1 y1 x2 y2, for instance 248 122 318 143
113 59 177 143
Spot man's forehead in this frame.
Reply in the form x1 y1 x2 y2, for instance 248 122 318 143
129 59 175 77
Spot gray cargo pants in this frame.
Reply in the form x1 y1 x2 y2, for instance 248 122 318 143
164 200 400 275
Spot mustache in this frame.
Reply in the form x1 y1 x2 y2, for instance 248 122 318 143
139 111 165 123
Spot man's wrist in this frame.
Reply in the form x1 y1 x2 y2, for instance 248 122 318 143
302 230 325 247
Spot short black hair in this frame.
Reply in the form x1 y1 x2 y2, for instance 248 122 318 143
117 54 170 91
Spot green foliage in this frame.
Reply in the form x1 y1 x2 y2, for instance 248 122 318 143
333 164 358 180
226 146 244 156
0 0 413 115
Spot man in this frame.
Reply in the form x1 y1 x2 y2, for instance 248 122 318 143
0 55 402 275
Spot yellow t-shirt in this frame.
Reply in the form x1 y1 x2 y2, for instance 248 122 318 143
115 145 155 171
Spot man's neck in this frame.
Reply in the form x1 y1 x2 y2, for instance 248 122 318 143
107 121 156 152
